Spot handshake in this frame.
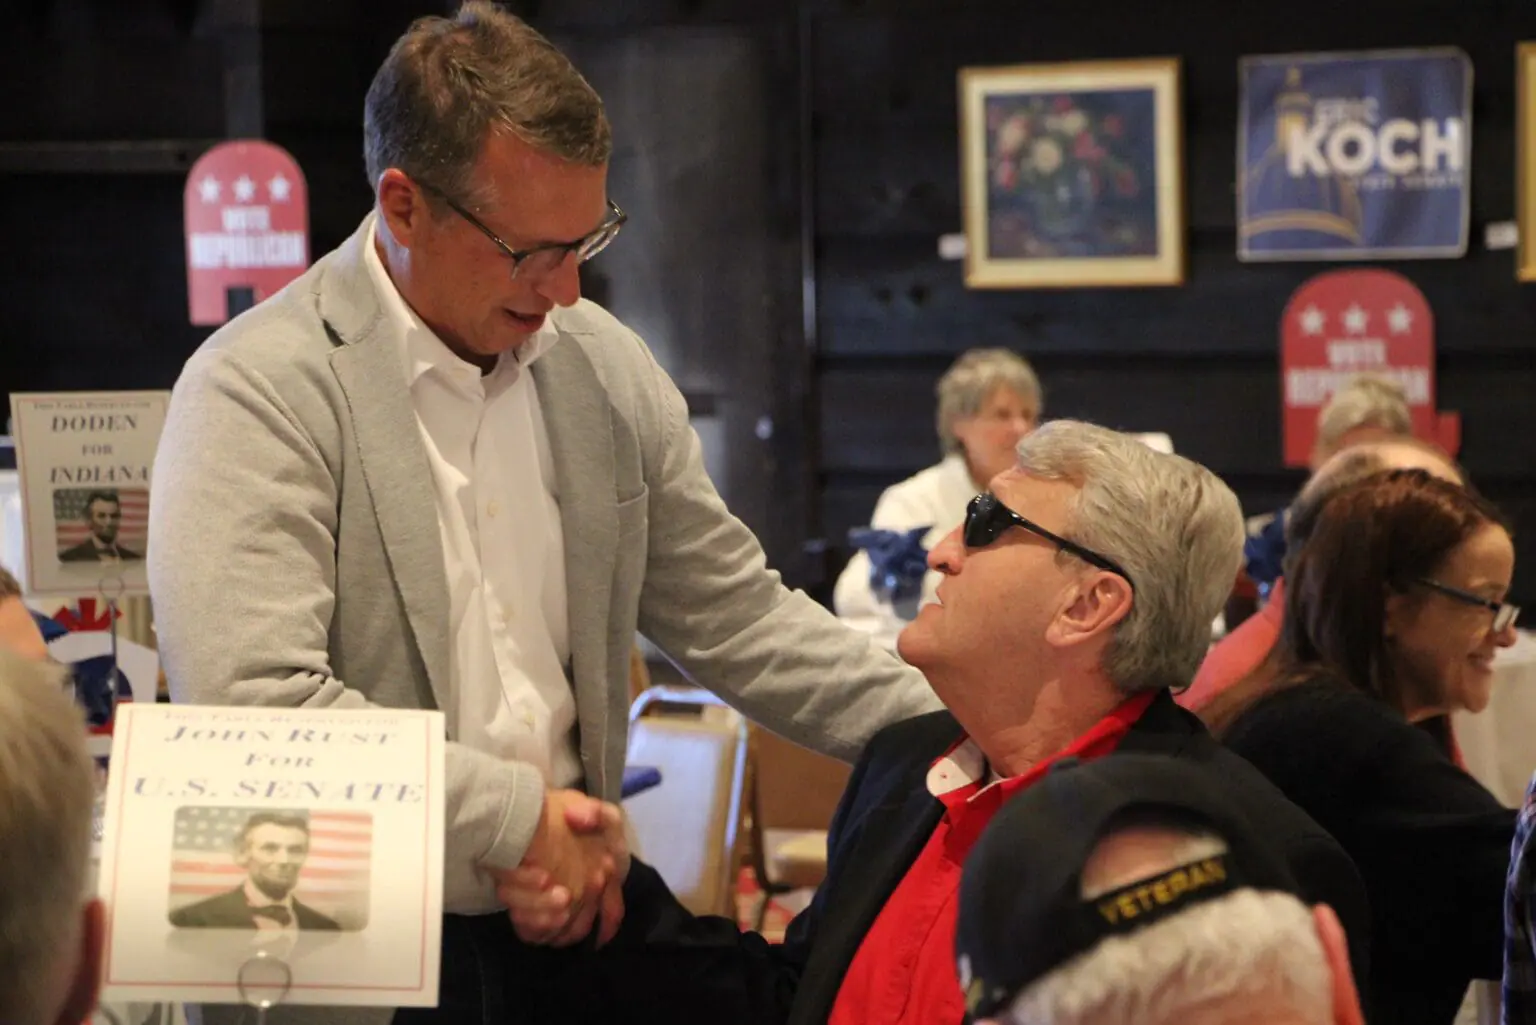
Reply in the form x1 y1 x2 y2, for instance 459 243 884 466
490 788 631 948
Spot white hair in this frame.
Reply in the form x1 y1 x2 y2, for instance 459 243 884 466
0 650 96 1023
936 348 1043 455
1015 420 1245 692
1003 888 1332 1025
1315 374 1412 454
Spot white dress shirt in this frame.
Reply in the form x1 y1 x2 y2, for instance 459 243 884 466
365 224 582 789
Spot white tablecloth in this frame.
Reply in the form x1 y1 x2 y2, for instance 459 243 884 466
1456 629 1536 808
1451 629 1536 1025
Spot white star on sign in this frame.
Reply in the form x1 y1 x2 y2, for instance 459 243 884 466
1299 305 1325 335
233 175 256 203
268 173 292 202
1342 304 1369 334
1387 303 1413 334
198 176 221 203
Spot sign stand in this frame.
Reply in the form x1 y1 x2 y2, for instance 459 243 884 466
237 949 293 1022
99 571 125 725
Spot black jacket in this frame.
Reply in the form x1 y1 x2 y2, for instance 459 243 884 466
602 691 1371 1025
1224 680 1515 1025
167 886 341 931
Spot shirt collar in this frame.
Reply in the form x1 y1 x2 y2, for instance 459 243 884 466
927 690 1159 801
363 217 560 390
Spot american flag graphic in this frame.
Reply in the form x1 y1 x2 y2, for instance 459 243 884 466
52 486 149 550
167 806 373 929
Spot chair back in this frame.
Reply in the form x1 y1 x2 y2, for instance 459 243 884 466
749 725 849 832
625 685 748 917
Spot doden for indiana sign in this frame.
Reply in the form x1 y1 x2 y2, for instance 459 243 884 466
184 140 310 325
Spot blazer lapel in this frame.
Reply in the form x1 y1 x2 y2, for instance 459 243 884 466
323 217 452 713
531 339 618 791
794 767 947 1022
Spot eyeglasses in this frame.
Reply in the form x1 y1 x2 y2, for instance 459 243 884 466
1412 577 1521 633
963 492 1135 591
419 182 626 280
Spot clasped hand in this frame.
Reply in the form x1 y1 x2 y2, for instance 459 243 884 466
491 788 630 948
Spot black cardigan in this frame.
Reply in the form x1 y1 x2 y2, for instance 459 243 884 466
1223 678 1516 1025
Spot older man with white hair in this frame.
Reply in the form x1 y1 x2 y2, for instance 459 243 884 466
0 649 104 1025
544 420 1369 1025
955 753 1364 1025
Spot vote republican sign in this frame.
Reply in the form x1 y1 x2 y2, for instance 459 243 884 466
183 140 310 325
1280 268 1459 467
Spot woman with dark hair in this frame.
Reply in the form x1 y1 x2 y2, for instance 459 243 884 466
1201 469 1519 1025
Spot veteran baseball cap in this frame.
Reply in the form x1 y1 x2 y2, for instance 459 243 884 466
954 753 1304 1022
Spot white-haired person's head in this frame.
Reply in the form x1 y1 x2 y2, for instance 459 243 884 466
935 348 1043 488
955 754 1362 1025
898 420 1245 749
1311 374 1414 469
0 649 104 1024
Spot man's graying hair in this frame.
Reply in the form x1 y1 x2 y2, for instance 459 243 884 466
1015 421 1244 693
1002 889 1331 1025
363 1 611 208
0 650 95 1024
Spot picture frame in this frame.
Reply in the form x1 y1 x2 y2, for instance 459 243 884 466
1518 43 1536 281
959 57 1185 289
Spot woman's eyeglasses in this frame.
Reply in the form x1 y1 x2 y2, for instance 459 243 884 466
1412 577 1521 633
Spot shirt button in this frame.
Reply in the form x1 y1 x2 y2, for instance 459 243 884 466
522 709 536 729
486 501 500 518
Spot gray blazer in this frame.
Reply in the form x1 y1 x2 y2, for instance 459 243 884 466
150 215 936 1024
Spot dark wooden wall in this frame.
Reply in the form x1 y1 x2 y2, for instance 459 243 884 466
806 0 1536 607
3 0 1535 607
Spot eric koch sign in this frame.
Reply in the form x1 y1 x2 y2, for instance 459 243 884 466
1238 49 1471 261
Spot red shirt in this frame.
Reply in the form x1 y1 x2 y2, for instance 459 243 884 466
826 691 1157 1025
1179 577 1287 713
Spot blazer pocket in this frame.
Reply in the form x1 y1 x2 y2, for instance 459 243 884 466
615 486 649 540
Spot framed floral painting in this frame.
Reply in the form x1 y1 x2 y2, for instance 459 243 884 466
1518 42 1536 281
958 57 1185 288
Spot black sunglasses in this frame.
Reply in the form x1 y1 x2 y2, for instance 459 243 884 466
963 492 1135 591
418 180 626 280
1412 576 1521 633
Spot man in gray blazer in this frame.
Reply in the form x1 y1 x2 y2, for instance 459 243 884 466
147 4 936 1022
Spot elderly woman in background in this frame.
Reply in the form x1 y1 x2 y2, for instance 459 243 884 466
1201 469 1518 1025
833 348 1041 648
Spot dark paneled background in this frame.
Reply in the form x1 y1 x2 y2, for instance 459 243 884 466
3 0 1535 605
808 0 1536 610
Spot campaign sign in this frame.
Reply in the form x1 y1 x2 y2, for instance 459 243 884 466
98 705 445 1006
184 140 310 325
1239 49 1471 261
1280 268 1459 467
